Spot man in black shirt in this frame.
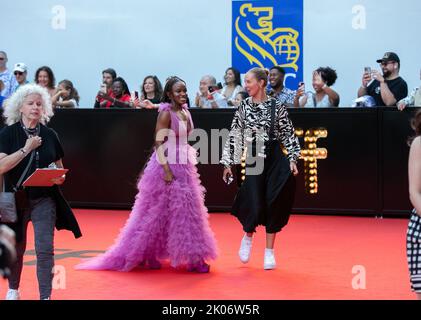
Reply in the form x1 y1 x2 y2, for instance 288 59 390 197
358 52 408 106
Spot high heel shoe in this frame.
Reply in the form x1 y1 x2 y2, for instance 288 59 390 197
147 258 162 270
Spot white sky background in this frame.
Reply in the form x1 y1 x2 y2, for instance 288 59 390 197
2 0 420 107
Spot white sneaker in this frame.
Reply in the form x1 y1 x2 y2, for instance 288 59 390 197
264 249 276 270
5 289 20 300
238 235 253 263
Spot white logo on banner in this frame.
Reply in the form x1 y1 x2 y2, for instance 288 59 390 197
351 265 367 290
52 265 66 290
51 5 66 30
352 5 367 30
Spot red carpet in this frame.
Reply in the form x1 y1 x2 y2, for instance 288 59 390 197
0 210 415 300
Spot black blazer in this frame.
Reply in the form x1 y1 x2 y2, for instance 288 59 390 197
6 187 82 242
52 185 82 239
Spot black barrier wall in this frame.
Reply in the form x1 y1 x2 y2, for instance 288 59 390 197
0 108 418 217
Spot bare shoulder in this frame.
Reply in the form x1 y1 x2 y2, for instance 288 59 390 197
410 136 421 157
411 136 421 150
156 110 171 128
157 109 171 120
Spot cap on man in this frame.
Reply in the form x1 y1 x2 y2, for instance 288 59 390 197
13 62 29 89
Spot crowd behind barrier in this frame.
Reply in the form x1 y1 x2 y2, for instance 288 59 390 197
1 50 420 111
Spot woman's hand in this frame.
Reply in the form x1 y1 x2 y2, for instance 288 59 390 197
24 136 42 152
132 98 141 109
296 83 305 98
397 100 408 111
143 100 157 109
97 91 106 98
195 92 201 107
223 167 233 183
164 169 174 184
290 161 299 176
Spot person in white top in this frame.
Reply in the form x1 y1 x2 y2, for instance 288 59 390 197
294 67 340 108
0 51 18 99
398 69 421 111
52 80 79 109
221 67 245 107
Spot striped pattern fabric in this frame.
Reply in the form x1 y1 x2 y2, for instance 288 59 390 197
407 210 421 292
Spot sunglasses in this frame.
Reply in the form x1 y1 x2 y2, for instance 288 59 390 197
380 61 395 67
14 71 24 76
0 57 5 61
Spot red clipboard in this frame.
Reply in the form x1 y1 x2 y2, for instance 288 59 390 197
22 168 69 187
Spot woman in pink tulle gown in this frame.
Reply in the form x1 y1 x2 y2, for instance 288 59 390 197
76 76 217 273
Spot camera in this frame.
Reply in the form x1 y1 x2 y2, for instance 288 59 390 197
0 225 16 279
131 91 139 100
208 82 223 93
100 83 107 94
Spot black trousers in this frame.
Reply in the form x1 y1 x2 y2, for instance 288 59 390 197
9 197 56 300
231 141 296 234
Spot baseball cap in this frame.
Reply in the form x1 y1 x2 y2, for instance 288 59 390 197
13 63 28 73
376 52 400 64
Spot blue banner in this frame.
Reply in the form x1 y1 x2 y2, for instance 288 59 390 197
232 0 303 90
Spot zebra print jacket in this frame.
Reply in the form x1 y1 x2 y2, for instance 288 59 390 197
220 97 301 168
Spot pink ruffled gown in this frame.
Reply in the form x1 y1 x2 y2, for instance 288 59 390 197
76 103 217 271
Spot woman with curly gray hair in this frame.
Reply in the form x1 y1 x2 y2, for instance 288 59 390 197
0 84 81 300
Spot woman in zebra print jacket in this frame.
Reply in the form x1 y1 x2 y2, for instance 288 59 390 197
220 67 301 270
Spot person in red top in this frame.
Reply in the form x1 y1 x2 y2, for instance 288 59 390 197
97 77 133 108
94 68 117 109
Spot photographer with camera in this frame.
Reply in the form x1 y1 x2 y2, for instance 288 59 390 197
194 75 228 108
94 68 117 109
358 52 408 106
0 225 16 279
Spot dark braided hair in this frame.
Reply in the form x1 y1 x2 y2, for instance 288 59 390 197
161 76 186 103
112 77 130 96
